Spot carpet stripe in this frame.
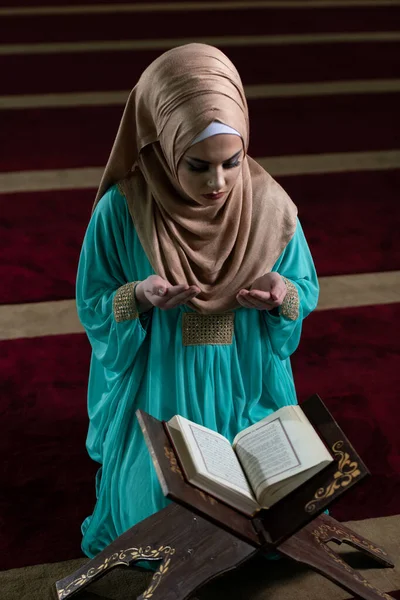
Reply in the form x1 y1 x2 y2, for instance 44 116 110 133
3 6 400 45
1 272 399 341
1 95 398 172
3 79 400 110
2 43 399 96
258 150 400 176
0 300 83 340
317 272 400 309
0 167 101 193
3 1 400 17
1 151 399 194
2 32 400 56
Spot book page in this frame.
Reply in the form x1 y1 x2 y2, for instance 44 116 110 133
168 416 259 513
233 405 333 501
234 417 300 496
187 423 253 493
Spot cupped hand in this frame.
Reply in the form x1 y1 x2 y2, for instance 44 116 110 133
236 272 287 311
135 275 200 312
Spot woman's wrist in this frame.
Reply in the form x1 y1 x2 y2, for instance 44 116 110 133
134 281 153 313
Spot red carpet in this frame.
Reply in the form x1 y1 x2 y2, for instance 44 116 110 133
283 170 400 277
293 304 400 523
0 333 95 571
4 6 400 44
1 304 399 569
1 170 399 305
1 93 399 172
2 42 400 96
0 189 92 304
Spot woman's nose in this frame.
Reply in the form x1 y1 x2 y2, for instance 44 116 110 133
207 168 224 190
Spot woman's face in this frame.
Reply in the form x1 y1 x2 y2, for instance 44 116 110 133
177 134 243 203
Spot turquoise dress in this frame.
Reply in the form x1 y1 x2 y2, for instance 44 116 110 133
76 185 319 558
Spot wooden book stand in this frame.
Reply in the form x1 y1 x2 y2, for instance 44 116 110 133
56 395 395 600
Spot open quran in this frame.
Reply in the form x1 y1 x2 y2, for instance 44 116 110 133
167 404 333 515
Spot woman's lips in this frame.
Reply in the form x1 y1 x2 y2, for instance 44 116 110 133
202 192 226 200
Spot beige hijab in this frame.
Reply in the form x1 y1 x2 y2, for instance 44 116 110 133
94 43 297 313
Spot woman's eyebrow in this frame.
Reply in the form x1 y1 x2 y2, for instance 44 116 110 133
186 150 242 165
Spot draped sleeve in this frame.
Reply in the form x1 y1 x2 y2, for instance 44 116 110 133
76 185 152 374
263 219 319 359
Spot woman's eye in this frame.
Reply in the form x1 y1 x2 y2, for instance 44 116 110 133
187 160 241 172
223 161 241 169
187 164 208 172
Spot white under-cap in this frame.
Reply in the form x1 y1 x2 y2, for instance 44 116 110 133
190 121 241 147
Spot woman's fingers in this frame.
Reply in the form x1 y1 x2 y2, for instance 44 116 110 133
150 283 185 298
145 275 171 294
145 281 201 309
165 291 199 308
236 295 250 308
237 289 280 310
250 289 286 307
160 285 200 308
237 296 260 309
248 290 274 303
237 290 265 309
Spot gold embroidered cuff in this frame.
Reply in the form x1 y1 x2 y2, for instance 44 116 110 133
281 277 300 321
182 313 234 346
113 282 140 323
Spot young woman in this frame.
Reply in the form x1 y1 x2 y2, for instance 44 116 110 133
76 43 319 559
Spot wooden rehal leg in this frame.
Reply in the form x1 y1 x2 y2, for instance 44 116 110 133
55 503 257 600
277 514 395 600
312 513 395 567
